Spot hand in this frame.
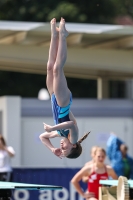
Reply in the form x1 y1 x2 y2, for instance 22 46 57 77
83 192 95 198
110 131 116 135
43 123 53 132
52 148 63 159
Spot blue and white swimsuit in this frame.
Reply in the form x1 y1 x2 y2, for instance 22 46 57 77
51 93 72 138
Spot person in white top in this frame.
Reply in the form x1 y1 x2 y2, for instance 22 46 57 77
0 134 15 182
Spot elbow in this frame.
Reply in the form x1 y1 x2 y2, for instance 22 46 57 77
71 178 76 185
70 121 75 128
71 179 74 185
39 134 43 141
39 132 48 142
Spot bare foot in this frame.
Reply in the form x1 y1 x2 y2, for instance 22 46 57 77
59 17 69 37
50 18 59 37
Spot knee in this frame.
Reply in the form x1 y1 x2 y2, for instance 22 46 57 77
53 64 60 76
47 62 54 71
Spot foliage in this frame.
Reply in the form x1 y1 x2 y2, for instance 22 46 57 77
111 0 133 16
0 0 132 24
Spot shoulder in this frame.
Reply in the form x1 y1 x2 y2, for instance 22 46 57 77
84 160 93 166
80 165 91 174
84 163 93 172
106 165 113 173
127 155 133 163
106 165 112 169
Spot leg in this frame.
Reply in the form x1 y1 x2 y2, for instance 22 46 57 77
46 18 59 95
53 18 70 107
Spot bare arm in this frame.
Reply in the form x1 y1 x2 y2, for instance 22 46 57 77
4 146 15 157
71 167 88 197
68 112 79 144
82 160 93 182
71 166 90 197
0 141 15 157
44 121 78 144
39 131 62 158
43 121 75 132
39 131 59 151
106 165 118 180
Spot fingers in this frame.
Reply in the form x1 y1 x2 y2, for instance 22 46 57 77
56 152 63 159
89 192 95 196
88 192 95 197
54 148 65 159
59 155 63 159
84 192 95 198
43 123 46 128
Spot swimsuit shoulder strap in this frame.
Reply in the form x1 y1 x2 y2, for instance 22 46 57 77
92 163 95 173
104 165 108 173
88 164 95 177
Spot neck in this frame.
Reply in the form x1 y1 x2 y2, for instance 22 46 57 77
122 154 126 158
95 162 104 168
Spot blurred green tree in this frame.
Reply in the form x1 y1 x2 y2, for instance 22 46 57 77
1 0 132 24
111 0 133 16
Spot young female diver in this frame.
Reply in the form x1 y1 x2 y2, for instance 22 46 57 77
39 18 89 159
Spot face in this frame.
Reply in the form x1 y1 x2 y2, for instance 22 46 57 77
91 147 97 159
120 145 128 155
95 150 106 164
60 138 75 157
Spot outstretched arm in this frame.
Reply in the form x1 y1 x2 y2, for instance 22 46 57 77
39 131 62 158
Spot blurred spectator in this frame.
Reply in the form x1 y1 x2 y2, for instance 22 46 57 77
71 147 118 200
84 146 98 166
82 146 98 182
107 133 133 179
0 134 15 182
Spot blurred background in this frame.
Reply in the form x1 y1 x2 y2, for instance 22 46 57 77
0 0 133 199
